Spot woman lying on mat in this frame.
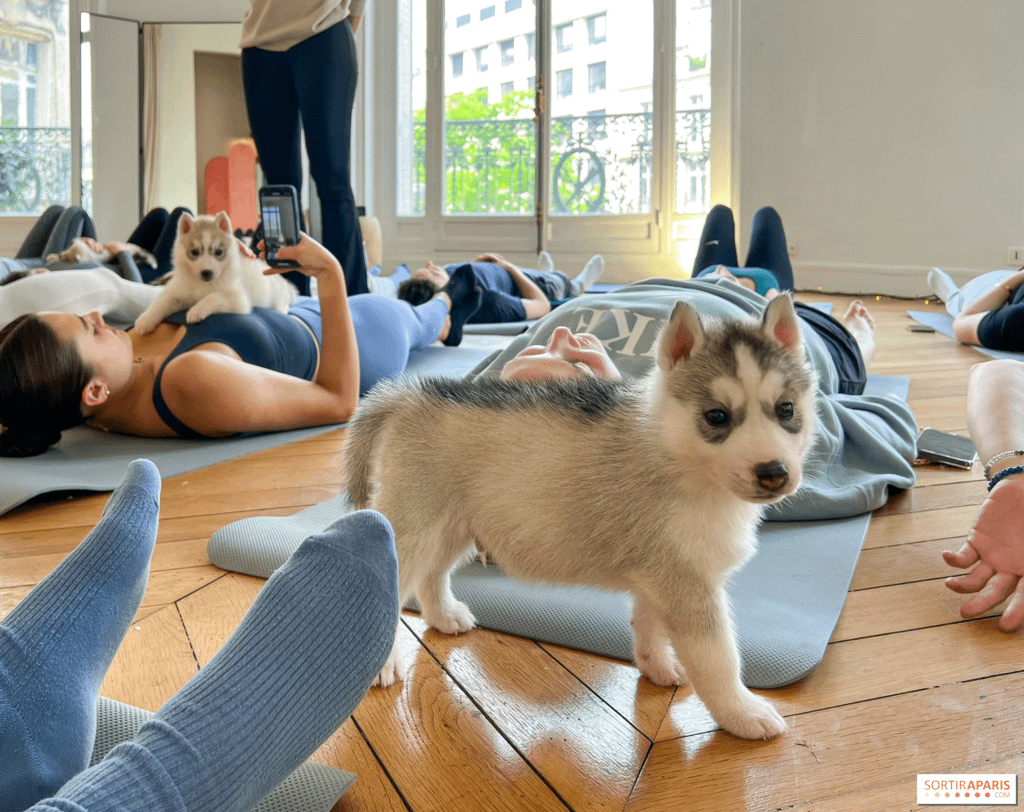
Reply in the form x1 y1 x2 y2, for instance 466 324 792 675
688 204 790 298
927 266 1024 350
0 233 483 457
474 278 918 521
943 359 1024 631
0 460 400 811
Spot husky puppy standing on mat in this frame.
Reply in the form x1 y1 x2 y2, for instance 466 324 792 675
344 294 817 740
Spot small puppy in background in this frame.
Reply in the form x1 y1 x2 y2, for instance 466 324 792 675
47 236 158 270
344 295 818 740
134 211 297 335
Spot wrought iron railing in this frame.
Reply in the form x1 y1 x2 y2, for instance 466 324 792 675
404 108 710 216
0 126 71 214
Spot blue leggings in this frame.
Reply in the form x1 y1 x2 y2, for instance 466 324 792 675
293 294 449 395
241 21 368 296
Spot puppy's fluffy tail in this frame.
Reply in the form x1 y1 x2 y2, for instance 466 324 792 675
343 392 399 509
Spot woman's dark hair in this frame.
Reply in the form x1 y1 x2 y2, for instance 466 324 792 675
396 277 439 306
0 314 93 457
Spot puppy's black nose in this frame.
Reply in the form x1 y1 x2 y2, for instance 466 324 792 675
200 269 215 281
755 460 789 492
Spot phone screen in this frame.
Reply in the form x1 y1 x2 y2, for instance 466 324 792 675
260 191 299 248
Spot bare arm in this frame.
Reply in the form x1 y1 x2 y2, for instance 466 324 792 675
160 234 360 434
952 270 1024 345
475 253 551 319
943 359 1024 630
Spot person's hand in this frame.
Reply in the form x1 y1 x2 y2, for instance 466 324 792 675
474 253 505 264
261 234 342 280
500 327 622 382
943 476 1024 631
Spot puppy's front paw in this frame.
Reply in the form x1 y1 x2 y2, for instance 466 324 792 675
372 650 408 687
133 312 160 336
714 690 788 740
636 649 688 687
186 303 214 323
425 600 476 635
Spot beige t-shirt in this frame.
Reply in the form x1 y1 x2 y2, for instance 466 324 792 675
240 0 366 51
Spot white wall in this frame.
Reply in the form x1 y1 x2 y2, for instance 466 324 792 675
733 0 1024 297
83 0 248 24
148 23 242 212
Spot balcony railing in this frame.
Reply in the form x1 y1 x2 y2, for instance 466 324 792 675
0 126 71 214
404 109 710 216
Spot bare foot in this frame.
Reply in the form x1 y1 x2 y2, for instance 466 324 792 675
841 300 876 368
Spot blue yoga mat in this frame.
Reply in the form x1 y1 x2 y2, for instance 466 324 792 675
0 339 513 517
907 310 1024 361
209 374 909 690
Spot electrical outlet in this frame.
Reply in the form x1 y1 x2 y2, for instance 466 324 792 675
1008 246 1024 264
787 243 798 257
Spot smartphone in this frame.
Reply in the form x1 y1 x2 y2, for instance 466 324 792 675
259 184 302 269
916 427 977 469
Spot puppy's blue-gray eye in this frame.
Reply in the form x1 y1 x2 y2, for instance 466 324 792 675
776 402 794 420
705 409 729 427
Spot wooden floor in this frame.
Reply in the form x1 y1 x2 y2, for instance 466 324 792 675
1 293 1018 812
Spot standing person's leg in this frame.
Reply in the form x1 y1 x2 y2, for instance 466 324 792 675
348 294 450 393
743 206 794 291
691 204 739 276
241 46 311 295
31 511 399 812
289 22 370 296
15 205 65 258
0 461 160 811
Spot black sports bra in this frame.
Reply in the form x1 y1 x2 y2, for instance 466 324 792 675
151 307 319 438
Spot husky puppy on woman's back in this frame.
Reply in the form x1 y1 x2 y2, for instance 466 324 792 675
344 294 818 740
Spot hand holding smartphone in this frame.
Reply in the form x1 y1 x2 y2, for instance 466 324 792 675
259 184 302 269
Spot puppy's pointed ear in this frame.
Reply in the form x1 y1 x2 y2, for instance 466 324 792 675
214 211 232 233
658 301 704 371
178 213 194 235
761 293 804 359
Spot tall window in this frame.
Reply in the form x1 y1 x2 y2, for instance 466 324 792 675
395 2 710 226
451 52 464 77
0 2 71 214
674 0 711 213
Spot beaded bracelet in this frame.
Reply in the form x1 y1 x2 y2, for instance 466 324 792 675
983 449 1024 479
988 465 1024 492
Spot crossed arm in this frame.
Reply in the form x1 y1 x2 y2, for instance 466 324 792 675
943 359 1024 630
952 269 1024 346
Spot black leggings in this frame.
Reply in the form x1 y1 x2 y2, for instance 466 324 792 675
977 284 1024 351
796 303 867 396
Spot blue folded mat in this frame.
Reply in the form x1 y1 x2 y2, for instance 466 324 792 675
907 310 1024 361
208 375 908 690
0 339 513 517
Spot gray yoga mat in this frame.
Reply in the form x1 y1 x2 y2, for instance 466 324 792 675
907 310 1024 361
0 340 513 518
207 375 908 690
92 696 355 811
